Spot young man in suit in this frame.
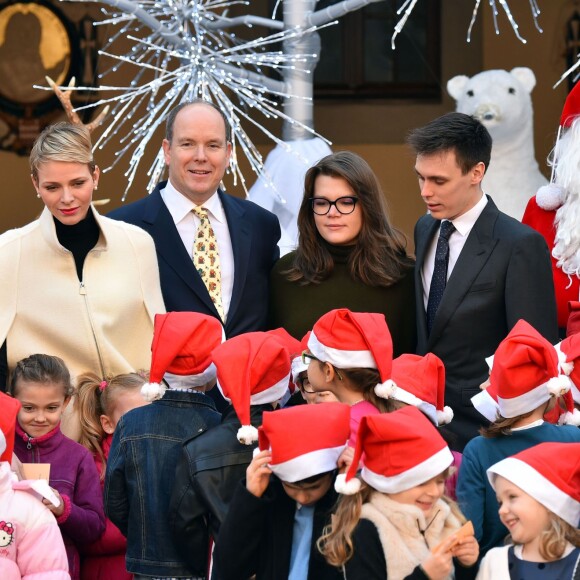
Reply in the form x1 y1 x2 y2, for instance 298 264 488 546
408 112 557 450
109 100 281 339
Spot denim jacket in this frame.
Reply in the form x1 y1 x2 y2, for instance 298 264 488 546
104 390 221 577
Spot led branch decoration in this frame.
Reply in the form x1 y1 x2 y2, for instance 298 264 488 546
45 0 542 199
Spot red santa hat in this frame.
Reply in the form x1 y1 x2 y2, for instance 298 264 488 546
335 406 453 495
554 337 580 426
379 353 453 426
537 82 580 210
258 402 350 483
0 392 21 463
489 320 572 418
267 328 302 395
308 309 392 385
487 442 580 527
141 312 225 401
213 332 291 444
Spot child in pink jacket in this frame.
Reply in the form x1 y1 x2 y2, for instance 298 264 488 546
0 392 69 579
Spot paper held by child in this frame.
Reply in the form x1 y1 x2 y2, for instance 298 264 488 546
432 521 475 554
21 463 50 480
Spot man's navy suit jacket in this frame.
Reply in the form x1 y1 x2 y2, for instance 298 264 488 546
108 182 281 338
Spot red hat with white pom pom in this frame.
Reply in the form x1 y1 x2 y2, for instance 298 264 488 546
335 406 453 495
490 320 572 418
487 442 580 527
554 336 580 426
381 353 453 426
308 309 393 386
213 332 291 445
267 328 302 395
258 402 350 482
0 392 21 463
537 82 580 211
141 312 224 402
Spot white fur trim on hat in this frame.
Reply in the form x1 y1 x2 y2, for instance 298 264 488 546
436 406 454 426
237 425 259 445
498 379 567 418
375 381 439 425
485 355 494 370
536 184 566 211
250 372 292 405
308 331 377 370
559 408 580 426
571 383 580 405
0 431 5 458
361 446 454 494
488 457 580 527
335 472 362 495
471 389 499 422
141 382 167 402
291 356 308 384
164 363 217 390
270 444 346 483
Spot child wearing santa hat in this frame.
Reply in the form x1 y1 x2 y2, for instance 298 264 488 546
213 402 350 580
304 308 393 446
169 331 292 576
477 442 580 579
319 406 478 579
105 312 223 579
0 391 69 578
457 319 580 562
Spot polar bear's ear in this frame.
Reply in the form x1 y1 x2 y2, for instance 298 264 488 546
510 67 536 93
447 75 469 100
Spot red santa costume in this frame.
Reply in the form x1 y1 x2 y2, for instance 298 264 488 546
522 83 580 332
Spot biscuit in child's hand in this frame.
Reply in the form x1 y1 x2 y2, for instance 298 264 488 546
432 521 474 553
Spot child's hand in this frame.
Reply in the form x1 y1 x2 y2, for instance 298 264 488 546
337 446 354 474
246 450 272 498
43 487 64 517
421 535 455 580
451 535 479 567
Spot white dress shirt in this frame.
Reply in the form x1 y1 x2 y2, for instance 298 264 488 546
422 194 488 309
160 180 235 320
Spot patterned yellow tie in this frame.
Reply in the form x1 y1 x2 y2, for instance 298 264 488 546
192 206 224 319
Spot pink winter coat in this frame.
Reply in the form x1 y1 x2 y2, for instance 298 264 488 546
0 462 70 579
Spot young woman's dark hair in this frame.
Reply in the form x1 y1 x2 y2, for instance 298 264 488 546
285 151 413 287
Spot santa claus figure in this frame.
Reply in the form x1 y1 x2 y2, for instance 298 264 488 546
522 82 580 335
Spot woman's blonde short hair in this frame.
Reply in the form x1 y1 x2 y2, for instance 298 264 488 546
30 122 95 179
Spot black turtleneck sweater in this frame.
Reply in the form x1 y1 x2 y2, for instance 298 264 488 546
268 243 416 355
0 212 101 391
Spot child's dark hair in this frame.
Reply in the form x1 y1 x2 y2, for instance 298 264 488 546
481 398 554 438
10 354 74 398
290 469 335 486
76 371 146 477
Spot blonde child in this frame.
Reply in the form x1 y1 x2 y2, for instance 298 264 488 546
318 406 479 579
0 391 69 579
76 372 149 580
457 320 580 560
304 308 393 445
11 354 105 580
477 442 580 579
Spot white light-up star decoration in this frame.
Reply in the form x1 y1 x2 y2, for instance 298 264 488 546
47 0 542 205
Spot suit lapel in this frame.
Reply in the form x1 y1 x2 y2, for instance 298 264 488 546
220 192 250 328
145 189 218 316
427 199 499 348
415 217 440 345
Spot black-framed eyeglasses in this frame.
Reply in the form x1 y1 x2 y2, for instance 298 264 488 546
297 375 316 394
309 196 359 216
301 350 343 382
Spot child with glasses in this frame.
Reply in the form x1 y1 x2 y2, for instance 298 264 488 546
269 150 416 354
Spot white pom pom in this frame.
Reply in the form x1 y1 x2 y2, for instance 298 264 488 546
560 408 580 426
436 406 454 425
536 184 566 210
561 360 574 376
237 425 259 445
252 446 262 458
334 473 362 495
374 379 396 399
140 382 166 402
546 376 572 396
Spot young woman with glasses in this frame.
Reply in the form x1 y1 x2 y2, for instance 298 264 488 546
269 151 416 355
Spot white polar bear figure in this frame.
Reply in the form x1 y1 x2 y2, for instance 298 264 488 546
447 67 547 220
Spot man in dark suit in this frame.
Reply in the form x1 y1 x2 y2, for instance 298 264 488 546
109 100 281 338
409 112 558 450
